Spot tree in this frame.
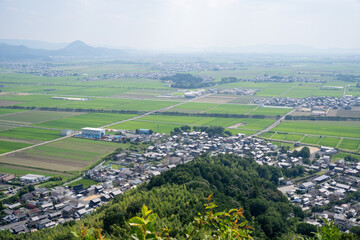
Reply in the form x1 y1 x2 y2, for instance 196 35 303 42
180 125 191 132
351 226 360 237
135 129 140 134
297 222 317 237
299 147 310 159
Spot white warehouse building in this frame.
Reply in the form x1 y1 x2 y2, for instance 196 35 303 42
81 127 105 138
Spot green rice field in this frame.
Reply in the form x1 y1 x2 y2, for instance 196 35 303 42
273 120 360 138
0 140 32 154
0 110 81 124
33 113 137 130
249 107 291 116
205 104 256 114
0 138 121 171
0 127 61 141
339 139 360 151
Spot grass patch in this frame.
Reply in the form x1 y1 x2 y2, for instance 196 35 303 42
67 178 98 189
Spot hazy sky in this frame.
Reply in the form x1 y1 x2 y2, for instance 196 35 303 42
0 0 359 50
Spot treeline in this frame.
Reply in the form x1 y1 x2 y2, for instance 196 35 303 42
161 73 214 89
0 105 281 119
171 125 232 137
285 115 360 121
336 74 360 82
159 111 279 119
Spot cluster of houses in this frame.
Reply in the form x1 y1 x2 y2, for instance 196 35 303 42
1 184 124 234
213 88 258 95
254 75 325 83
151 62 238 72
1 128 359 234
279 147 360 230
254 96 360 109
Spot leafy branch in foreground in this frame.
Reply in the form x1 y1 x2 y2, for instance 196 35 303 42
128 194 253 240
72 224 108 240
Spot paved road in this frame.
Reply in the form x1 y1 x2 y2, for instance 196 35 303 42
250 108 297 137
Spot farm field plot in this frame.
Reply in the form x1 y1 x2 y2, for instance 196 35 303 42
256 86 292 97
0 163 73 177
0 110 82 124
228 129 258 136
273 120 360 138
171 102 219 112
56 98 134 109
260 132 275 138
318 137 340 148
249 107 291 116
282 86 343 98
0 93 49 102
139 115 205 125
33 113 137 130
0 125 17 131
339 139 360 151
269 133 303 141
204 104 256 114
0 140 32 154
0 138 121 172
195 117 275 130
0 108 27 115
3 85 131 97
301 136 321 145
110 100 179 111
0 127 61 141
111 120 181 133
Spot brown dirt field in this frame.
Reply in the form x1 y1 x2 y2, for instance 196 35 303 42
0 153 88 172
295 146 320 154
0 163 73 176
82 194 101 202
228 123 247 129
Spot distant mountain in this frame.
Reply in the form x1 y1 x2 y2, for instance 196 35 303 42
0 43 51 60
55 40 125 57
0 40 127 60
0 39 67 50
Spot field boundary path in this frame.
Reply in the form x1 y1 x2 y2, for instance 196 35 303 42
250 108 297 137
278 84 298 97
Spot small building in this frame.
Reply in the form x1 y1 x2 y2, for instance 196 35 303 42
314 175 330 184
139 129 151 135
20 174 46 183
81 127 105 139
60 129 74 136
